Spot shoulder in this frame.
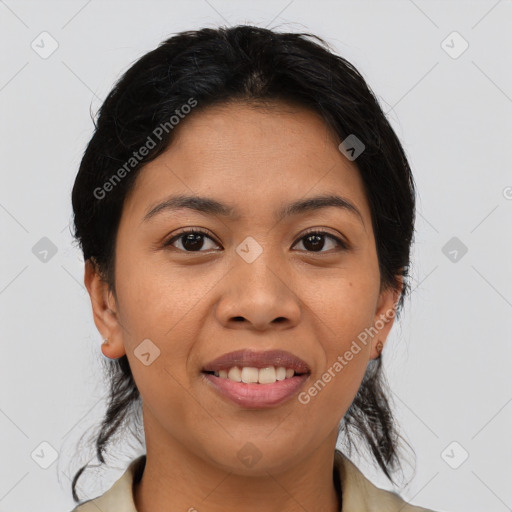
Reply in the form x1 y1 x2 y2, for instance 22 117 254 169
69 455 146 512
334 450 439 512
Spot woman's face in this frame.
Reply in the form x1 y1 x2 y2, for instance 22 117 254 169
87 101 400 473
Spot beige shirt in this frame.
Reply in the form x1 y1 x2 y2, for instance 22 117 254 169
71 450 437 512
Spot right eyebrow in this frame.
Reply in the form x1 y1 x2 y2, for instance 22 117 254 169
142 194 237 223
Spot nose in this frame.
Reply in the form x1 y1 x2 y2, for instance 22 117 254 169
214 250 301 332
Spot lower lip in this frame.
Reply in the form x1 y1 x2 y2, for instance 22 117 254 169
202 373 309 408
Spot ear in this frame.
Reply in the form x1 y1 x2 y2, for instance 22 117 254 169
84 259 126 359
369 277 403 360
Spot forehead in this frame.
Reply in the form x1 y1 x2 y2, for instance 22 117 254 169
167 100 341 164
122 101 372 227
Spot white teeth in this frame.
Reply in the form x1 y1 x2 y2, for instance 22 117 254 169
276 366 287 381
227 367 242 382
213 365 298 384
241 367 259 383
258 366 276 384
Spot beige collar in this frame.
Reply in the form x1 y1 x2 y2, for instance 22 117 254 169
73 450 434 512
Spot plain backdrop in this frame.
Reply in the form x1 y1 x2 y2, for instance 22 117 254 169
0 1 511 511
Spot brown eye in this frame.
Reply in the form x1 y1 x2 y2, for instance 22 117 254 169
293 230 348 252
164 229 221 252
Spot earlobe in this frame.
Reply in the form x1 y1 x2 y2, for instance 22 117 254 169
370 279 403 360
84 259 126 359
100 337 125 360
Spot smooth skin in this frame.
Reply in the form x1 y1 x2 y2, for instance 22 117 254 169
85 100 402 512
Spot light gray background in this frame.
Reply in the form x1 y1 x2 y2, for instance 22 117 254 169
1 1 511 511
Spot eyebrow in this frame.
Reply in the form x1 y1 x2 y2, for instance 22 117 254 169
142 193 365 227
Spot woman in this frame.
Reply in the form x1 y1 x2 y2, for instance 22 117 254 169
70 24 439 511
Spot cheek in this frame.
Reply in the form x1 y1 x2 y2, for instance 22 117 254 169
300 287 374 421
114 259 203 424
115 251 207 340
114 251 222 399
306 264 379 340
300 270 378 406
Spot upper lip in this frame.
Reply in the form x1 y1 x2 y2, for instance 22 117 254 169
202 349 311 374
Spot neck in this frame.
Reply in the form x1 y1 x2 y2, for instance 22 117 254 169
134 420 340 512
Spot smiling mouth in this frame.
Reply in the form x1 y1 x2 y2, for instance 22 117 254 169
201 349 311 407
201 366 310 409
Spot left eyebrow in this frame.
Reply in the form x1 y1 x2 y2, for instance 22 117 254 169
142 193 365 227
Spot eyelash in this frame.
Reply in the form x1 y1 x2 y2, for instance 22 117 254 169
163 227 349 253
